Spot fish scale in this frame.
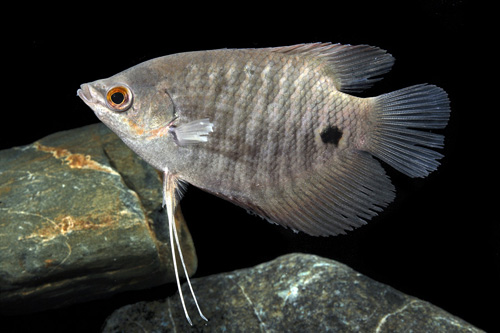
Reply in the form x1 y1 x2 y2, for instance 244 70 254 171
183 51 320 187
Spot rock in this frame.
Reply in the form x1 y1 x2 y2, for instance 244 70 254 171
103 253 483 333
0 123 197 314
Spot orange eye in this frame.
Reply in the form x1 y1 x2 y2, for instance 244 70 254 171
106 85 133 111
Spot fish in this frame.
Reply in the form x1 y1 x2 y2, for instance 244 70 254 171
77 43 450 324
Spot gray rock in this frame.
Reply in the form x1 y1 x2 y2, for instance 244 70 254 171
103 253 483 333
0 123 197 314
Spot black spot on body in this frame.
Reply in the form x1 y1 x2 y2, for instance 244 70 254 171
320 126 343 146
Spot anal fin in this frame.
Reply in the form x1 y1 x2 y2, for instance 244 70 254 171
231 150 395 237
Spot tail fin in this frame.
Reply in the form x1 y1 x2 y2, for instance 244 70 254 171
366 84 450 178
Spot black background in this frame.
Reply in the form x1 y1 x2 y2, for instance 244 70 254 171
3 1 497 332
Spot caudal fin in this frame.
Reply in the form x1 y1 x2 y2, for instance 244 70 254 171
366 84 450 178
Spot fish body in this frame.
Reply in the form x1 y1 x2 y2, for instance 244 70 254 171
79 43 449 236
78 43 450 323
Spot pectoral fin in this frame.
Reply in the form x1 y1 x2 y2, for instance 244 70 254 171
172 118 214 146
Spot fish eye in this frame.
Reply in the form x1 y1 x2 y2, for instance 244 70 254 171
106 85 133 111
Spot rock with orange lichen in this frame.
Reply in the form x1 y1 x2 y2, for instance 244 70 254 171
0 123 197 314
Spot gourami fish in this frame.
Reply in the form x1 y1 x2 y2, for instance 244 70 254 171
77 43 450 324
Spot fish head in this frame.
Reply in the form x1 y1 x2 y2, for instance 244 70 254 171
78 64 176 137
78 61 177 168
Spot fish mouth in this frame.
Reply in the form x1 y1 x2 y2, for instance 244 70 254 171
77 84 98 105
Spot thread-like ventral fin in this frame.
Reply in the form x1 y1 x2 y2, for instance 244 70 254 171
163 171 208 325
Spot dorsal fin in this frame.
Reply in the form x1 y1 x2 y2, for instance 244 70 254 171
270 43 395 93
